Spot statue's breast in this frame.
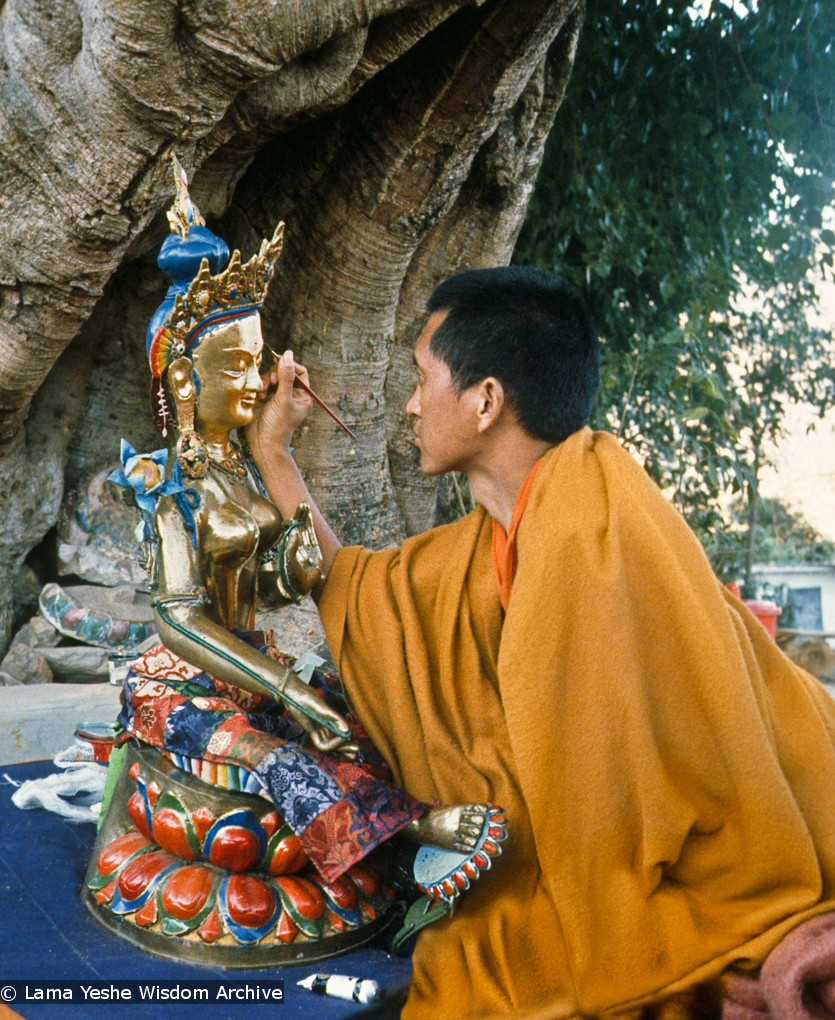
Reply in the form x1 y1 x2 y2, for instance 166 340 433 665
197 484 278 629
201 497 261 568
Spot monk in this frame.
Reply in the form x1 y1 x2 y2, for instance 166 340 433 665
246 266 835 1020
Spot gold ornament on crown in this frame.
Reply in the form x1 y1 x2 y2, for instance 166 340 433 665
167 156 206 238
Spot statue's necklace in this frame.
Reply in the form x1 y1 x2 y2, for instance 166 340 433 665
206 444 247 481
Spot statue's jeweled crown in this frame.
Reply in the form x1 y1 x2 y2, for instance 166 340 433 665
147 158 284 435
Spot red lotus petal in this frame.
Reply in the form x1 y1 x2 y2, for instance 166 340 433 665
226 875 276 929
134 896 158 927
274 876 324 920
347 862 379 897
207 826 260 873
161 865 215 920
260 811 281 838
118 852 178 902
198 909 223 943
267 833 308 876
152 808 198 861
97 879 117 905
321 875 358 909
97 832 152 877
192 806 214 843
127 792 152 841
277 911 297 944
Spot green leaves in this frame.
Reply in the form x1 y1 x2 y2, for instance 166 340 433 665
516 0 835 546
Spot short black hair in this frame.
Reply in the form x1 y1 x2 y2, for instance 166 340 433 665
427 267 599 444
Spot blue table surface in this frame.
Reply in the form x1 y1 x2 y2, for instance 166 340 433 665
0 759 412 1019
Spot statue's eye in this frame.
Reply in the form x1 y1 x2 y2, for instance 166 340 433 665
223 358 247 378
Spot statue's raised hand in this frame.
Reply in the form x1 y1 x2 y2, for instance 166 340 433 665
283 503 324 596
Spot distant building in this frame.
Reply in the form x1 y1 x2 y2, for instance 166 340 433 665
751 562 835 636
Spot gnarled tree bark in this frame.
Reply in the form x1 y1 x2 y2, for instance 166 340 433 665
0 0 583 652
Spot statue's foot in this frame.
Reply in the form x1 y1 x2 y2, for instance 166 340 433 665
404 803 490 854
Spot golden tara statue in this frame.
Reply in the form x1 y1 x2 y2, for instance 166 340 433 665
84 160 506 965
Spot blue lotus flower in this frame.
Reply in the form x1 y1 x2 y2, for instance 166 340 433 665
109 439 183 515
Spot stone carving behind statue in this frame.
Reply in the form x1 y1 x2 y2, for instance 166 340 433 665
83 159 506 966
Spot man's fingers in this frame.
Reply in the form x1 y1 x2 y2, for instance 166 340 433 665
276 351 313 409
277 350 296 392
282 350 311 387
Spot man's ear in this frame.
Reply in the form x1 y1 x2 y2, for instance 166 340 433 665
474 377 505 433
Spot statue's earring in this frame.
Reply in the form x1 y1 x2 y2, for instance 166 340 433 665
169 357 208 479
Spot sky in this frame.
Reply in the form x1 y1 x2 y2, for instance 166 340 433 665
760 406 835 542
758 279 835 542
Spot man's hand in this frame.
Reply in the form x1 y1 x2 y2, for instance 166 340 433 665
246 350 312 462
243 348 344 580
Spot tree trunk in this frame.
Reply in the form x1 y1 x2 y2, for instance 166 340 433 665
0 0 583 652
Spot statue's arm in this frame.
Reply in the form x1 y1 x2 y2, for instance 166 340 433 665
153 498 357 757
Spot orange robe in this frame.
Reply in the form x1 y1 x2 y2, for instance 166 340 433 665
318 428 835 1020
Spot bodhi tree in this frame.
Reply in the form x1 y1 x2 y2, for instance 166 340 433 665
516 0 835 561
0 0 584 654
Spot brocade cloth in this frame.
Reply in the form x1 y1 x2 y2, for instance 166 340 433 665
118 630 425 882
319 428 835 1020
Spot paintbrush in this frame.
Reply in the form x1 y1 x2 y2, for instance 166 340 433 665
265 344 356 439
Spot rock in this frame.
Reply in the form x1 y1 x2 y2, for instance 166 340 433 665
256 600 327 660
0 642 53 685
11 563 43 635
0 670 23 687
39 582 157 650
57 465 150 589
11 614 61 650
39 645 111 684
13 563 42 611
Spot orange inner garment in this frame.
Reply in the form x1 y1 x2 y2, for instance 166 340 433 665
491 458 542 611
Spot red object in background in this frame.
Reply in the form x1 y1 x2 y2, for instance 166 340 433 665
724 583 781 640
743 600 782 639
75 722 115 762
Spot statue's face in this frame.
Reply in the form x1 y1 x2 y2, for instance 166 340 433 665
192 315 264 438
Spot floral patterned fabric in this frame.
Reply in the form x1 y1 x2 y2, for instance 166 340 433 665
118 631 426 882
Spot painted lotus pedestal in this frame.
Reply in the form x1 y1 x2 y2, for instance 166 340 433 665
83 743 398 966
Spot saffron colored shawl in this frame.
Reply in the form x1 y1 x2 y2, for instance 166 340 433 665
319 428 835 1020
